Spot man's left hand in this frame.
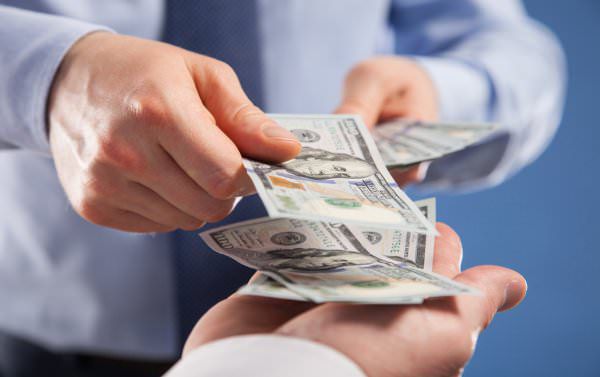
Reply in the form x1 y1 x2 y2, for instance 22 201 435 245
336 57 439 187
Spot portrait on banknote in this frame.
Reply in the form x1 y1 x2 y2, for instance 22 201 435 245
254 146 377 180
222 246 378 272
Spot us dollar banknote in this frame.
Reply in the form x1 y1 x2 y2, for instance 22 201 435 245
243 114 437 235
352 198 436 272
262 264 474 304
237 198 436 302
237 274 309 302
374 119 497 168
241 272 427 305
238 273 427 304
200 208 477 304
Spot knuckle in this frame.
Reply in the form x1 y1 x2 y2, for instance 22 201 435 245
125 88 170 125
82 175 117 200
208 60 237 82
203 165 243 200
77 196 107 225
95 137 148 176
204 201 234 223
231 103 263 124
349 59 379 79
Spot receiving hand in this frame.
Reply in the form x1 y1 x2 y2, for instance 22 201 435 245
184 223 527 377
336 57 439 187
48 32 300 232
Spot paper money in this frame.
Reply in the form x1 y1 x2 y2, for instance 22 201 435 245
352 198 436 272
243 114 437 235
237 199 436 303
237 273 425 304
237 274 309 302
200 206 477 304
262 264 473 304
374 119 497 168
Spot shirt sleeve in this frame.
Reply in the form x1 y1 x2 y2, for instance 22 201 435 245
390 0 567 190
0 5 110 154
163 335 366 377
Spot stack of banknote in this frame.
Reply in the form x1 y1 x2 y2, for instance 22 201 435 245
375 118 496 168
200 115 495 304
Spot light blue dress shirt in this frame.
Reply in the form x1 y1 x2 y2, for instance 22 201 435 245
0 0 565 360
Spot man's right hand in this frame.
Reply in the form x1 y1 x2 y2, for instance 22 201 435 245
48 32 300 233
183 223 527 377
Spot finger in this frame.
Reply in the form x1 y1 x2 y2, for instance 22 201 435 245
153 88 255 200
84 204 175 233
133 145 238 221
432 222 464 277
379 89 436 121
335 62 393 128
190 56 301 162
117 182 207 230
454 266 528 331
390 163 430 187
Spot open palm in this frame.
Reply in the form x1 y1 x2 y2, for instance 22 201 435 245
184 223 527 377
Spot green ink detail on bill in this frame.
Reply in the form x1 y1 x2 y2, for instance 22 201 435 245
351 280 389 288
277 195 300 211
324 198 361 208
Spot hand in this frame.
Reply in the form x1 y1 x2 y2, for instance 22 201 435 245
48 32 300 233
184 223 527 377
336 57 439 187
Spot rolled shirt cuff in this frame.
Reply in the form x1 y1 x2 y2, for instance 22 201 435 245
414 56 491 123
0 6 111 154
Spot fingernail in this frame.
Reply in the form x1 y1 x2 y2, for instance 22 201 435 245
227 177 256 199
262 124 298 142
230 184 255 198
500 279 527 311
416 161 432 181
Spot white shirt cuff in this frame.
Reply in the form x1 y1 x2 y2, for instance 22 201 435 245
164 335 366 377
0 6 112 154
414 57 491 123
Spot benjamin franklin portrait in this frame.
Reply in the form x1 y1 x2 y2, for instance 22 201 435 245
279 146 376 180
226 247 377 272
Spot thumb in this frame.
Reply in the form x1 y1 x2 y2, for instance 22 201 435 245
334 62 390 128
454 266 528 331
192 58 301 163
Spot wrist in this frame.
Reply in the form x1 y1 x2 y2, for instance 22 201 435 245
47 31 114 138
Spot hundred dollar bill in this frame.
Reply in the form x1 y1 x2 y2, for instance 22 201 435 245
237 274 308 302
235 198 435 302
263 264 475 304
243 114 437 235
236 198 435 302
200 213 477 304
374 119 497 168
239 273 425 305
352 198 436 272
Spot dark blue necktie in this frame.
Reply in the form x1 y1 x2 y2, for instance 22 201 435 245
162 0 266 349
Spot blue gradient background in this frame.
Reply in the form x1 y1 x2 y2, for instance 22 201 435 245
414 1 600 375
